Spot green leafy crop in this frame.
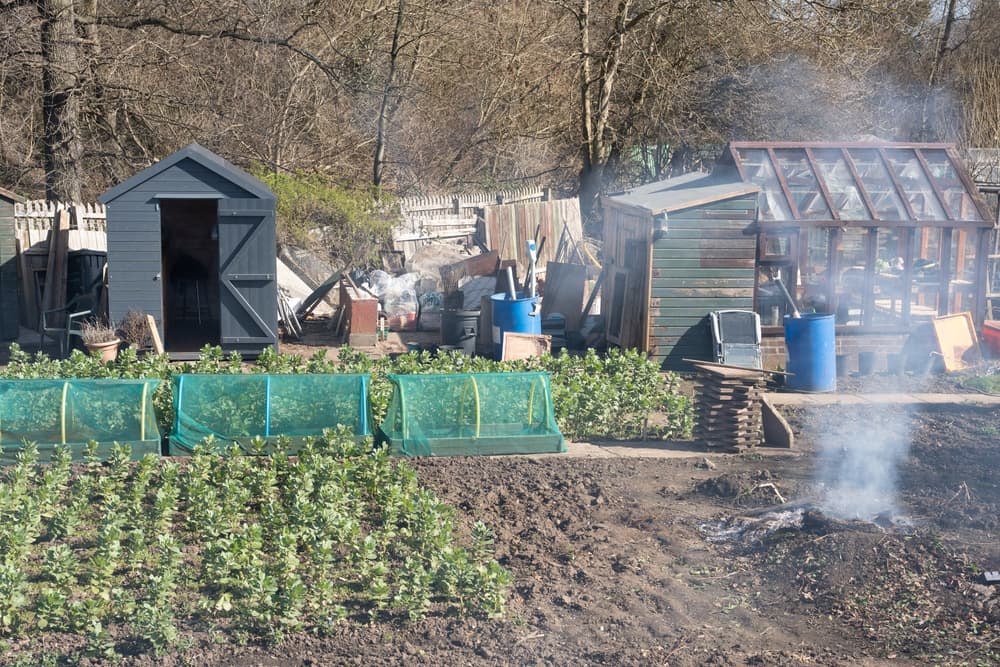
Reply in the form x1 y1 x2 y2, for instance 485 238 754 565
0 430 509 661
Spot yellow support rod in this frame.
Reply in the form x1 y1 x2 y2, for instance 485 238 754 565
528 379 537 424
140 382 149 442
471 376 481 438
61 381 69 445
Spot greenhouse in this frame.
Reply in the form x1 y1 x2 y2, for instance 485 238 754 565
717 142 994 333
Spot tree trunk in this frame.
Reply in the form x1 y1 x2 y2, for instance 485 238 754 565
373 0 406 194
40 0 84 202
40 0 83 202
919 0 958 140
578 160 604 231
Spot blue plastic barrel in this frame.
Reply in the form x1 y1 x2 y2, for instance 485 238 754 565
490 292 541 359
784 313 836 392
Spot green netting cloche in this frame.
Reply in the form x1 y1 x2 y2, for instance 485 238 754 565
377 372 565 457
0 378 161 462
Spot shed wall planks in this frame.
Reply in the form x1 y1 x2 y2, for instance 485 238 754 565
649 194 758 370
0 195 18 340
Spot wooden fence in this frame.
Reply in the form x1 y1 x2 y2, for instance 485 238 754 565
394 187 548 257
13 201 107 330
481 198 585 274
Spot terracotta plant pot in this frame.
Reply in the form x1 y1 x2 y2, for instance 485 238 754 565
85 339 120 364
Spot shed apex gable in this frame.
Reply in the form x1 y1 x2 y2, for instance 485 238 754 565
98 143 274 203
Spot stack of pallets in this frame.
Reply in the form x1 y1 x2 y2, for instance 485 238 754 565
691 362 767 452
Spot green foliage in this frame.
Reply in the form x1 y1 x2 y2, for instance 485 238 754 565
959 372 1000 395
251 168 395 263
1 341 693 444
0 430 509 660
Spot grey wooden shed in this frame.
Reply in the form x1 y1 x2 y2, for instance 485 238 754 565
0 187 22 342
99 143 278 358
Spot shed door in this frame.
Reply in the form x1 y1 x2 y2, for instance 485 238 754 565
217 199 278 347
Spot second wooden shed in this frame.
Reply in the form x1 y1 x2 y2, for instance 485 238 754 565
99 144 278 358
602 173 759 369
0 187 22 341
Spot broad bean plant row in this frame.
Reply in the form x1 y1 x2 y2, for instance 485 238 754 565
0 433 509 659
2 344 694 441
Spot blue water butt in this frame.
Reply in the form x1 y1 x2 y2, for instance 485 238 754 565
784 313 836 392
491 292 541 360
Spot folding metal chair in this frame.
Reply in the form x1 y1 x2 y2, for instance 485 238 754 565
709 309 762 369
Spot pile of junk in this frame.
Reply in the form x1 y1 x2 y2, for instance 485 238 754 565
277 223 604 360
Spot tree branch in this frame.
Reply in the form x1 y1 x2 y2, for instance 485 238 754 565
88 14 343 86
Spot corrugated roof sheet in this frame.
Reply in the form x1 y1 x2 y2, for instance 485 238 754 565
604 172 758 214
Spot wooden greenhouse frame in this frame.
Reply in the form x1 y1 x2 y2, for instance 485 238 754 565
718 141 995 335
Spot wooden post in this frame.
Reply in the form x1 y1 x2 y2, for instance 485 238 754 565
146 314 164 355
974 227 990 329
862 227 878 327
41 208 70 325
901 227 914 326
938 227 953 315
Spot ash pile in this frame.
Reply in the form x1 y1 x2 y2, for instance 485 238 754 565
699 501 915 546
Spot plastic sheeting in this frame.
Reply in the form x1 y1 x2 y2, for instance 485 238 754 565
170 373 371 454
378 372 565 457
0 378 161 462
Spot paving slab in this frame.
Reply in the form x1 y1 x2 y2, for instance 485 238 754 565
765 392 1000 406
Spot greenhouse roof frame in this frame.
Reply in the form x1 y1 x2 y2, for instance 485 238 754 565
717 141 993 227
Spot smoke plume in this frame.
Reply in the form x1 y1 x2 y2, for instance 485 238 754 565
814 406 910 520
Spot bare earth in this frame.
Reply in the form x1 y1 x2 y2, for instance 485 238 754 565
7 321 998 666
105 401 997 667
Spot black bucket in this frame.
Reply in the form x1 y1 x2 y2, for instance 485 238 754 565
441 309 479 355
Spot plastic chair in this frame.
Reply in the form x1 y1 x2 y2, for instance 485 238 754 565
709 310 762 369
39 276 105 357
40 295 94 357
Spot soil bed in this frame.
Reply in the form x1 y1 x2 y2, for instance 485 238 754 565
16 402 988 666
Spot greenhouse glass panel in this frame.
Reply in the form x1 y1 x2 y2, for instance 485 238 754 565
919 149 983 221
883 149 947 220
773 149 831 219
735 148 792 220
833 228 870 325
847 149 910 220
811 149 870 220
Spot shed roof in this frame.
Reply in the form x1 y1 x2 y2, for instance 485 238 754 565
0 186 24 204
717 141 991 224
99 143 274 203
604 172 758 214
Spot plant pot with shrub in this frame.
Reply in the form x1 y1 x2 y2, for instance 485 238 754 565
79 318 121 363
118 309 151 352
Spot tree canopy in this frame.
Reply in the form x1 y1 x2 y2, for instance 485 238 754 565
1 0 997 222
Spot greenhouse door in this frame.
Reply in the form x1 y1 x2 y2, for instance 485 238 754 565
217 199 278 351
